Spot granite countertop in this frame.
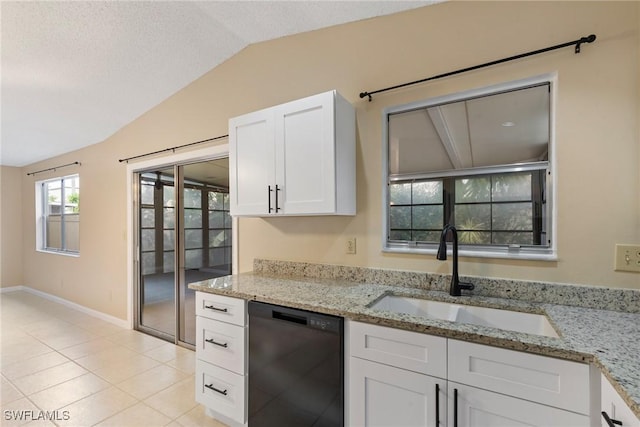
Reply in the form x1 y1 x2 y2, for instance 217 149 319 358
189 267 640 418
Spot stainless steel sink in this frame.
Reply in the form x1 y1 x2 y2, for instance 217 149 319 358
370 295 559 338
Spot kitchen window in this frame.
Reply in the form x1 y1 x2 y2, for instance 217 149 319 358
383 75 556 259
36 174 80 255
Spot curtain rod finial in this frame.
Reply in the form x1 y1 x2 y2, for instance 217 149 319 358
575 34 596 53
359 92 372 102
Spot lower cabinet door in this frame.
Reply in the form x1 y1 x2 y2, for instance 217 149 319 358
449 382 589 427
349 356 446 427
600 374 640 427
195 359 246 424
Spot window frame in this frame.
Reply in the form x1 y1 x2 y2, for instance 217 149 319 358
35 174 80 256
382 74 557 260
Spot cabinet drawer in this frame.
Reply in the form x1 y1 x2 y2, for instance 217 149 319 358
196 316 246 375
450 382 590 426
196 359 246 424
348 320 447 378
196 292 246 326
448 340 589 415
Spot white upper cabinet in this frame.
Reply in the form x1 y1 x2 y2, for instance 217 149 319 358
229 90 355 216
229 108 275 216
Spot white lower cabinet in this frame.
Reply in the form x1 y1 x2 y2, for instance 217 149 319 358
195 292 247 427
196 359 246 423
448 339 590 416
451 382 588 426
347 320 590 427
600 373 640 427
191 306 638 427
350 356 446 427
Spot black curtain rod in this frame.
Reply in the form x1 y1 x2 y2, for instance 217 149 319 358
27 161 81 176
359 34 596 102
118 134 229 163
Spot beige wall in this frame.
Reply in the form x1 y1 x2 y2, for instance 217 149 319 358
18 1 640 320
1 166 24 287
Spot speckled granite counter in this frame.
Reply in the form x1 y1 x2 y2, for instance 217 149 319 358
189 260 640 418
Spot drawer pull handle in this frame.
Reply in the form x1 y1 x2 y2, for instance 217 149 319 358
204 305 228 313
205 384 228 396
454 388 458 427
602 411 623 426
435 383 440 425
205 338 228 348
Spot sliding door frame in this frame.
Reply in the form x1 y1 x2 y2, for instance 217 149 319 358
125 144 237 345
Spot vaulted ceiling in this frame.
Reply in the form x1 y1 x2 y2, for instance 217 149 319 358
1 1 435 167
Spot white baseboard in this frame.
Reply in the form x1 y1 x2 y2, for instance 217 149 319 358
0 285 25 293
1 285 130 329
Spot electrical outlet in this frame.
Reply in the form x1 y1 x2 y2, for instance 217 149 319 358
614 244 640 272
346 237 357 254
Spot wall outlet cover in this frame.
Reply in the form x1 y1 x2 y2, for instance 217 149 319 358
346 237 356 255
614 244 640 273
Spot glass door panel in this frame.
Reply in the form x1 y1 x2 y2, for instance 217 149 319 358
136 158 231 347
179 160 232 345
138 168 176 339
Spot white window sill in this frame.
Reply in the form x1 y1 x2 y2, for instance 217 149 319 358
383 245 557 262
37 249 80 258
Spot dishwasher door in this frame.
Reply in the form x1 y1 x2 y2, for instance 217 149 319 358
248 301 344 427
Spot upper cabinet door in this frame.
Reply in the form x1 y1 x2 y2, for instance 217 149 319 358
229 90 355 217
229 108 275 216
275 91 336 215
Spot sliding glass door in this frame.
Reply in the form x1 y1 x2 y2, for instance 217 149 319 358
136 158 231 347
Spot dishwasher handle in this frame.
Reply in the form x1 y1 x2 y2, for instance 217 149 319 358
248 301 342 334
273 310 307 325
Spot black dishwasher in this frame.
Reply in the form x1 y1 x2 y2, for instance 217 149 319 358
248 301 344 427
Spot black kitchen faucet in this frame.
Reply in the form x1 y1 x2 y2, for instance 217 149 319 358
437 224 475 296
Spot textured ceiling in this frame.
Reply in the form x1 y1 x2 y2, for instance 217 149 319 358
0 1 434 167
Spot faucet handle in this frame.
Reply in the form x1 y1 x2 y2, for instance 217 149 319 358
459 281 475 291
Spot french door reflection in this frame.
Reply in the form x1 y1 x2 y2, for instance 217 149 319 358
137 158 232 346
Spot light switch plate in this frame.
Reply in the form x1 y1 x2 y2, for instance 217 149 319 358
614 244 640 272
346 237 356 254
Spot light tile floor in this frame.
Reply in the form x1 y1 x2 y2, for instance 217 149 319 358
1 291 227 427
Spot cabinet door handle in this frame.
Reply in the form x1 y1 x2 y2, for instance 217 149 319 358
268 185 273 213
275 185 281 212
204 304 228 313
435 383 440 426
454 388 458 427
205 383 228 396
602 411 623 426
205 338 228 348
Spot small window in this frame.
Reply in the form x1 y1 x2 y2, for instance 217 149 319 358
36 174 80 254
384 76 555 259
